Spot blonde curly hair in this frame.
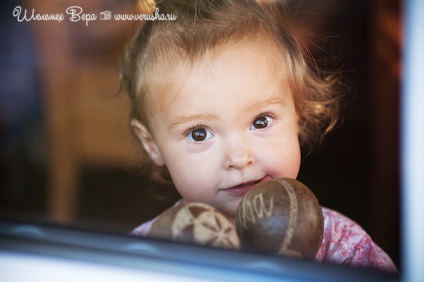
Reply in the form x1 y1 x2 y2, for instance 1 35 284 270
121 0 342 184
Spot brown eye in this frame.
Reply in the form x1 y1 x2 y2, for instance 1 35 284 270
187 127 213 142
251 116 272 130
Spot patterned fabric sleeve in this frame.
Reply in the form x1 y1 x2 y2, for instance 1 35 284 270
315 207 397 272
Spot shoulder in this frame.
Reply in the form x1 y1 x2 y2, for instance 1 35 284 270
130 217 156 237
316 207 397 272
130 199 184 237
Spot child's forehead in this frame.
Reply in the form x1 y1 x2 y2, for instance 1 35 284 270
144 41 293 118
148 39 289 90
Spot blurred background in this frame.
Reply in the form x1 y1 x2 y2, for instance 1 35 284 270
0 0 401 269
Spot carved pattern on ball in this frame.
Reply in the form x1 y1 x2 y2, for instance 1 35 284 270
238 191 274 229
278 179 299 255
236 178 324 259
171 203 240 249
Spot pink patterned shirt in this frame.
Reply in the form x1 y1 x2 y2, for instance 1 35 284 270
131 205 397 272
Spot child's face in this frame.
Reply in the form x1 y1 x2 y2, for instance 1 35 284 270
134 44 301 218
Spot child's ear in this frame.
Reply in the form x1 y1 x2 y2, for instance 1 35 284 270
130 119 165 166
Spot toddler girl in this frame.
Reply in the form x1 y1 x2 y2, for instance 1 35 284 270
122 0 396 272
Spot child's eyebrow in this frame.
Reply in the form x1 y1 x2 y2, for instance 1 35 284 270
244 97 287 113
168 97 286 130
168 113 218 129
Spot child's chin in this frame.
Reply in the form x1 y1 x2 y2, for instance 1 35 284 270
221 202 240 219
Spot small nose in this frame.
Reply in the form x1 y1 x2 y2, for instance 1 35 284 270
224 137 255 170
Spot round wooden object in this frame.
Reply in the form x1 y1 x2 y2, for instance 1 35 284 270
149 202 240 250
236 178 323 259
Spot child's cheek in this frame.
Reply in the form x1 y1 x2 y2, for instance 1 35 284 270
259 140 300 179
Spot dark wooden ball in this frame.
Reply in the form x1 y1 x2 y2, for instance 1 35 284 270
236 178 323 259
149 202 240 250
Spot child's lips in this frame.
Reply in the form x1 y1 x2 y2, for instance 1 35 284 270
223 176 271 197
